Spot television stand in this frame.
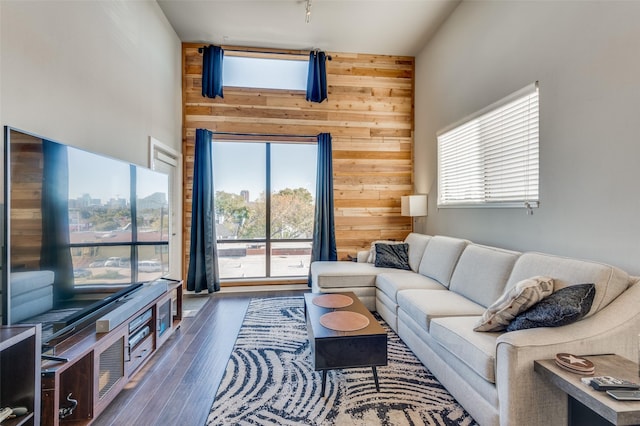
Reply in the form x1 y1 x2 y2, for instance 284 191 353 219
0 324 41 426
40 279 182 426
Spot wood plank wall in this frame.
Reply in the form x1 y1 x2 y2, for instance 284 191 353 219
9 131 45 270
182 43 415 277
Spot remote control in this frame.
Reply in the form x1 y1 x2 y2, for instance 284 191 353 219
606 390 640 401
589 376 640 391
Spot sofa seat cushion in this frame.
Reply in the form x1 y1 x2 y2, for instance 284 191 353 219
430 316 500 383
11 270 55 297
376 272 446 304
11 285 54 323
397 289 486 332
311 261 400 289
505 252 631 317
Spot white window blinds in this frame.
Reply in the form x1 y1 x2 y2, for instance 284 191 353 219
437 82 539 208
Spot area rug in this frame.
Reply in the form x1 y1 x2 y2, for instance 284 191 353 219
207 296 477 425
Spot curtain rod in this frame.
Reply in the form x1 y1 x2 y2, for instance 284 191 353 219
211 131 318 138
198 46 332 60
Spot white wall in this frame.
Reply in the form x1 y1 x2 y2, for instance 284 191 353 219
0 0 182 165
415 1 640 274
0 0 183 276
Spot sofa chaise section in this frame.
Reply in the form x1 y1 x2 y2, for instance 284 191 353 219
311 261 412 310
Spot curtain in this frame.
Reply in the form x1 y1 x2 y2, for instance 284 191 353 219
309 133 336 285
40 140 74 302
187 128 220 293
306 50 328 103
202 45 224 99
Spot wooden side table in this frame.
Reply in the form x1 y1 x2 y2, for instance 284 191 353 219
535 354 640 425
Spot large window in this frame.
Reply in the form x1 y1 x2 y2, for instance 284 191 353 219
68 148 170 286
213 141 317 280
437 82 539 209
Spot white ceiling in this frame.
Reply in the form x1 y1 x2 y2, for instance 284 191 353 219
157 0 461 56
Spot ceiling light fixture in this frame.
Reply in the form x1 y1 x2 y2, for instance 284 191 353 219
305 0 312 23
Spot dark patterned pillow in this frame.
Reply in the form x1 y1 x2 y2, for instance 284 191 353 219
374 243 411 270
506 283 595 331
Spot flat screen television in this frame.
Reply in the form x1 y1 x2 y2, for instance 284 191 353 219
1 126 170 348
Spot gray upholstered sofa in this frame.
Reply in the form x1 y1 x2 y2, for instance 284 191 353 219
10 270 55 322
310 233 640 426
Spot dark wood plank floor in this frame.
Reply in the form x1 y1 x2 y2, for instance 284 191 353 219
92 289 307 426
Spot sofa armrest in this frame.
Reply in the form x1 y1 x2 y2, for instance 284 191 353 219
356 250 370 263
494 280 640 426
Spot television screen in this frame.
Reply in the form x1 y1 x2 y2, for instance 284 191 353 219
2 126 170 345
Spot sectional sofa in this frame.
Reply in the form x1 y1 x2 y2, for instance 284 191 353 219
310 233 640 426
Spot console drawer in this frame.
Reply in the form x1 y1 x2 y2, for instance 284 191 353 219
127 334 153 376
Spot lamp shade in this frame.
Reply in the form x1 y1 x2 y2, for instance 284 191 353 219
401 195 427 217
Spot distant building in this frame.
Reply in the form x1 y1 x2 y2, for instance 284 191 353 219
240 190 249 202
69 193 101 208
108 197 128 208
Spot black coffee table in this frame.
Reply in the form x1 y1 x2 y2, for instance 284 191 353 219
304 291 387 396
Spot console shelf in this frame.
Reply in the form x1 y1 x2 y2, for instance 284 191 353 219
40 280 182 426
0 324 41 426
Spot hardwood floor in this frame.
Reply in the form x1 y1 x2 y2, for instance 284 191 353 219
92 289 307 426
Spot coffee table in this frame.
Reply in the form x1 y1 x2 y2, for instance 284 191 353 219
304 291 387 397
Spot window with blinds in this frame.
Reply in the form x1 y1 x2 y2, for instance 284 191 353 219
437 82 539 209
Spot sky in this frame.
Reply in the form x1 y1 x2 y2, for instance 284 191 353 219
68 146 168 202
212 142 317 201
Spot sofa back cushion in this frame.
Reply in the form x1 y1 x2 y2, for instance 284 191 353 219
449 244 521 307
418 236 469 287
403 233 431 272
505 252 631 317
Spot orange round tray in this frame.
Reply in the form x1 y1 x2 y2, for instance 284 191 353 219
319 311 370 331
312 294 353 309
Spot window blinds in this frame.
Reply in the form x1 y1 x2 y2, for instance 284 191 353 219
437 82 539 208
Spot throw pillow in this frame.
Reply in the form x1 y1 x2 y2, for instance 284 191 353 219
374 243 411 270
366 240 402 263
506 283 596 332
474 276 554 332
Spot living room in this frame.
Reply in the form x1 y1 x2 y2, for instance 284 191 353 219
2 0 640 425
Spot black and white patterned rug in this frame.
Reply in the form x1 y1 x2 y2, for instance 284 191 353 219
207 296 477 425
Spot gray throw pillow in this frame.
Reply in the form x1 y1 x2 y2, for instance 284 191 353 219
374 243 411 270
367 240 402 263
506 283 596 331
474 276 554 332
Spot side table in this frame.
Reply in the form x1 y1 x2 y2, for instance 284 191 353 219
535 354 640 425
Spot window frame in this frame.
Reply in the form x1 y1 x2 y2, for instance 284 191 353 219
437 82 540 209
213 138 317 281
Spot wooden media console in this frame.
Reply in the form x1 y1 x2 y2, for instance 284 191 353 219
39 279 182 426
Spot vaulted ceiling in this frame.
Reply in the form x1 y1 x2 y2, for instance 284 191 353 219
157 0 461 56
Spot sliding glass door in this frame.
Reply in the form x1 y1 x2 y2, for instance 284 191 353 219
212 141 316 280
